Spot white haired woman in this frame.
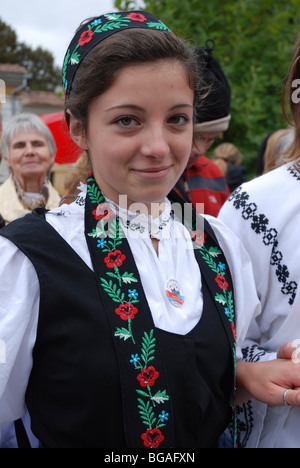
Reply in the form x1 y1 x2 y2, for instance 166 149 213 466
0 113 60 224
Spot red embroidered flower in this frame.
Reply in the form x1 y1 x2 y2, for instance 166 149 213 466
115 303 138 321
92 203 114 221
192 229 207 246
104 250 126 268
78 30 93 46
127 12 147 22
215 274 228 291
141 428 164 448
231 322 236 339
137 366 159 388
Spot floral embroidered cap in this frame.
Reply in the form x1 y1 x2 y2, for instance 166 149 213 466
62 11 172 99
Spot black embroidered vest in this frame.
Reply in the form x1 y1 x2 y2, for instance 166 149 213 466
0 192 236 448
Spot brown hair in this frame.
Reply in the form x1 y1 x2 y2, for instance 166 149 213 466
263 128 293 173
282 33 300 165
65 28 198 131
212 142 242 175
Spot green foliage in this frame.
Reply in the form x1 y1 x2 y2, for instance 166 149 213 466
0 17 61 91
114 0 300 174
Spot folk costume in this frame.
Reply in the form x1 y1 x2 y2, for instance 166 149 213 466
219 161 300 448
0 11 261 448
0 173 263 447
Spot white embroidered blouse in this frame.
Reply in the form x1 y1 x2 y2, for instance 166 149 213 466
219 161 300 448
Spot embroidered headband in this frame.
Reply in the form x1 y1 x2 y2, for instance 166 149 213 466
62 11 172 99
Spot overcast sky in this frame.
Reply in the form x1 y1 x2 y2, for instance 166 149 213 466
1 0 119 67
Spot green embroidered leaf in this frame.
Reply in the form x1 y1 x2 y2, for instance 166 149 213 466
147 21 170 31
201 252 219 274
87 182 104 204
151 390 170 405
70 51 81 65
215 293 227 305
137 398 157 428
141 330 156 367
156 422 166 429
94 20 130 33
106 272 121 280
62 49 70 84
121 272 138 284
136 389 150 398
87 227 106 239
226 291 235 320
208 246 222 257
104 13 123 20
100 278 125 303
227 291 234 310
115 327 131 341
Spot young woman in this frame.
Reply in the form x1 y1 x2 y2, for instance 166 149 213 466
0 10 300 449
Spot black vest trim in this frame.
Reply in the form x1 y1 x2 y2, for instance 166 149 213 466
84 177 175 448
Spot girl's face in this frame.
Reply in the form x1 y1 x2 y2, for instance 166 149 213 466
71 60 194 209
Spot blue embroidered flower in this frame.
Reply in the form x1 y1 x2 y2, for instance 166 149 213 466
218 262 226 271
158 410 169 421
130 354 140 367
97 239 107 249
128 289 138 300
224 308 230 317
90 19 102 27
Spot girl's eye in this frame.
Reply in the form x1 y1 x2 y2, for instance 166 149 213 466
116 116 138 127
168 115 189 125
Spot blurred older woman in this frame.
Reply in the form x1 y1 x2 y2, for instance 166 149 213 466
0 113 60 224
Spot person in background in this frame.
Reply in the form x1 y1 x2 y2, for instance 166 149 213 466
212 142 248 192
176 41 231 217
0 113 4 227
218 32 300 448
0 113 60 224
256 127 294 176
0 113 10 185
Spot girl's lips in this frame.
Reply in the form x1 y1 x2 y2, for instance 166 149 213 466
131 166 171 180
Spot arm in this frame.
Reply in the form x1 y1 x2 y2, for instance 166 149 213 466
0 237 39 431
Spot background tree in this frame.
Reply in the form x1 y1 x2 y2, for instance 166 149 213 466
115 0 300 174
0 18 61 92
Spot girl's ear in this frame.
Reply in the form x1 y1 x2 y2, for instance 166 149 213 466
66 110 88 150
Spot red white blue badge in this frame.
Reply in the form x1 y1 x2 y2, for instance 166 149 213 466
165 279 185 308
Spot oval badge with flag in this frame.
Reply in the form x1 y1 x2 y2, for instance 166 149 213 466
165 279 185 308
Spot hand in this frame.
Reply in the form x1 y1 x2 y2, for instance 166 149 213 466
236 359 300 407
277 341 296 360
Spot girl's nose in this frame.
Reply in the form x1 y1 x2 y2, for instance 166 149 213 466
140 125 170 159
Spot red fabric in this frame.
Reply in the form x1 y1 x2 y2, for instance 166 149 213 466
40 111 82 164
183 155 230 217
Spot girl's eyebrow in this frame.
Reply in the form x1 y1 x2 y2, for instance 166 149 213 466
105 104 144 113
106 103 193 112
